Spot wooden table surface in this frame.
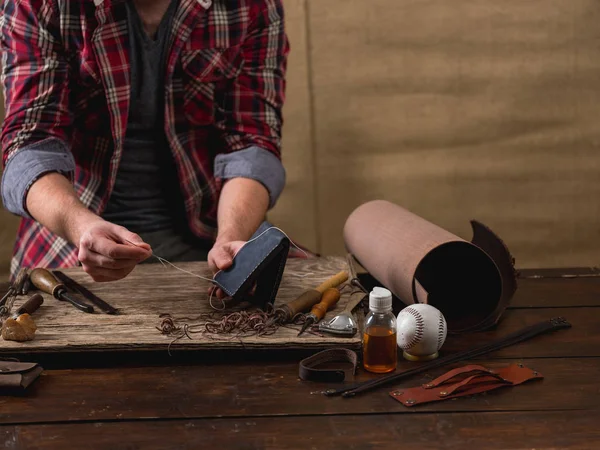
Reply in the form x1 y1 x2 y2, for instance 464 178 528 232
1 266 600 449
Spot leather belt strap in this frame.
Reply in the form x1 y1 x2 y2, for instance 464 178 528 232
390 363 543 406
299 348 358 382
325 317 571 398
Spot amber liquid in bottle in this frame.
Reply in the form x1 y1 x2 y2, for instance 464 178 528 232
363 326 397 373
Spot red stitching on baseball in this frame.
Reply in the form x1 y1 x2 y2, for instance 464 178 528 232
402 307 424 349
437 312 445 350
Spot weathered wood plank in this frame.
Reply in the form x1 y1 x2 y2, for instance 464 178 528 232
0 257 364 354
1 357 597 424
0 305 596 360
2 410 599 449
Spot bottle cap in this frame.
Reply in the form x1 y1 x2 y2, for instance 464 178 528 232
369 287 392 312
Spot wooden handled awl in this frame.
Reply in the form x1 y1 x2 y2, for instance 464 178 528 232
270 271 348 325
30 268 94 313
13 294 44 319
297 288 342 336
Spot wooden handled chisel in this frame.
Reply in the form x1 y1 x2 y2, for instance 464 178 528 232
30 268 95 313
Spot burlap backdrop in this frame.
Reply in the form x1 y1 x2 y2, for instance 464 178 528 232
2 0 599 280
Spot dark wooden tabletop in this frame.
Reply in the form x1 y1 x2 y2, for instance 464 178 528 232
1 267 600 449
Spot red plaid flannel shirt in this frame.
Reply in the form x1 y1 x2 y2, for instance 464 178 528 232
1 0 289 279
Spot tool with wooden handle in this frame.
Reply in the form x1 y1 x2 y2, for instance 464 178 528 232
270 270 348 326
0 268 29 309
53 270 118 315
297 287 342 336
30 268 94 313
11 294 44 319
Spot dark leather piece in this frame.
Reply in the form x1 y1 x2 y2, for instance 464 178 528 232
299 348 358 382
390 363 543 406
214 221 290 310
468 220 518 331
0 361 44 393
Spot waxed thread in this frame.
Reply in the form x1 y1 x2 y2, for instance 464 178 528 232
125 227 308 281
124 227 309 311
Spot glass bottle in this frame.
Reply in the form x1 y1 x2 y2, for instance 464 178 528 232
363 287 397 373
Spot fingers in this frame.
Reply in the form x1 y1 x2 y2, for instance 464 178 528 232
116 230 152 253
78 246 139 270
80 229 151 261
208 241 246 273
208 245 233 273
81 263 135 282
77 222 152 282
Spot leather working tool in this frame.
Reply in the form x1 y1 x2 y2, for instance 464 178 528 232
297 287 342 336
268 270 349 326
10 294 44 319
390 363 543 406
0 268 29 310
319 254 368 337
299 348 358 382
52 271 118 315
325 317 571 398
30 268 94 313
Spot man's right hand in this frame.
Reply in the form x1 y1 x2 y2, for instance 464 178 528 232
76 219 152 282
25 173 152 282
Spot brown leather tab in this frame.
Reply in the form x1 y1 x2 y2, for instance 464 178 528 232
299 348 358 382
421 364 494 388
390 363 543 407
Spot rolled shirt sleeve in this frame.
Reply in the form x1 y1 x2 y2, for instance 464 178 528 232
214 146 286 208
1 138 75 218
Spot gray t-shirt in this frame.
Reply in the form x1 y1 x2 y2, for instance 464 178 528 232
102 0 210 261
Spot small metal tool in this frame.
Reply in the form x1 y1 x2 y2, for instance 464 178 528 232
1 268 28 306
319 254 369 337
318 289 366 337
298 288 342 336
0 268 29 313
30 268 94 313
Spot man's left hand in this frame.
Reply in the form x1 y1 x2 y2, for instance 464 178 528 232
208 239 246 299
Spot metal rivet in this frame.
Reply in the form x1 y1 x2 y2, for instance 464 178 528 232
440 391 448 396
394 391 403 396
405 399 415 405
424 383 433 388
533 371 538 376
518 363 524 368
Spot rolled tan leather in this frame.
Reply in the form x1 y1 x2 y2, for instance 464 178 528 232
343 200 517 332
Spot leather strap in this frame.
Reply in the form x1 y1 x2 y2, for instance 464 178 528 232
299 348 358 382
325 317 571 397
390 363 543 406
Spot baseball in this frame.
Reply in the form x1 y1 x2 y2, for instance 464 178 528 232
396 304 447 361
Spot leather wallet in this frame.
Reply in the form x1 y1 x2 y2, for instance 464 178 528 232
214 221 290 310
0 360 44 394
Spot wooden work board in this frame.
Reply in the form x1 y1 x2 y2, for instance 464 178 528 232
0 257 364 354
